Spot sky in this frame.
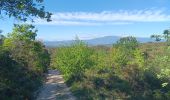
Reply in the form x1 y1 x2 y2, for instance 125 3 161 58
1 0 170 41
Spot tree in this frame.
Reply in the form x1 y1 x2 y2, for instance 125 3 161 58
0 0 52 21
0 31 5 45
112 36 140 67
3 24 37 48
150 34 162 42
3 24 50 73
115 36 139 51
8 24 37 40
55 40 94 82
163 29 170 42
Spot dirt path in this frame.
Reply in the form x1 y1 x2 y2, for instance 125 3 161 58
36 70 76 100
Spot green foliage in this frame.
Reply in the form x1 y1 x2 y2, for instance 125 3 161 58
115 36 139 50
0 34 5 45
0 0 52 21
3 24 37 47
0 47 43 100
150 34 162 42
149 30 170 87
112 37 140 67
149 47 170 87
111 47 129 67
3 24 50 73
163 29 170 42
71 69 131 100
0 24 50 99
54 41 94 83
0 0 51 98
51 36 170 100
131 49 145 69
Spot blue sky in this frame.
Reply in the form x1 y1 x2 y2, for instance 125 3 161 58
1 0 170 41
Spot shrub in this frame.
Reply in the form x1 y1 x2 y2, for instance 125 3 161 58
54 40 94 83
0 48 43 99
0 24 50 99
51 36 170 100
3 24 50 74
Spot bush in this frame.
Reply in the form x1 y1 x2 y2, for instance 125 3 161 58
54 40 94 83
51 36 170 100
0 48 43 99
3 24 50 74
0 24 50 99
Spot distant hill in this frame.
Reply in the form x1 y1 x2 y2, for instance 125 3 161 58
44 36 155 47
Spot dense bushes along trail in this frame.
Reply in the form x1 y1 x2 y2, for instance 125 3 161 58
0 24 51 99
51 37 170 100
2 24 170 99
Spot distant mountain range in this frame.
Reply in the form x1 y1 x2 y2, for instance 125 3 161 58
44 36 155 47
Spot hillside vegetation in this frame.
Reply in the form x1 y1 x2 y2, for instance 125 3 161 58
1 24 170 100
51 35 170 100
0 24 50 99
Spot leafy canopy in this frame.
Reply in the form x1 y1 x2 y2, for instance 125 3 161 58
55 40 94 81
163 29 170 41
115 36 139 50
150 34 162 42
3 24 37 47
3 24 50 73
0 0 52 21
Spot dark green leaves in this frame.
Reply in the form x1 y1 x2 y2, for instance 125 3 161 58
116 36 139 50
0 0 52 21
